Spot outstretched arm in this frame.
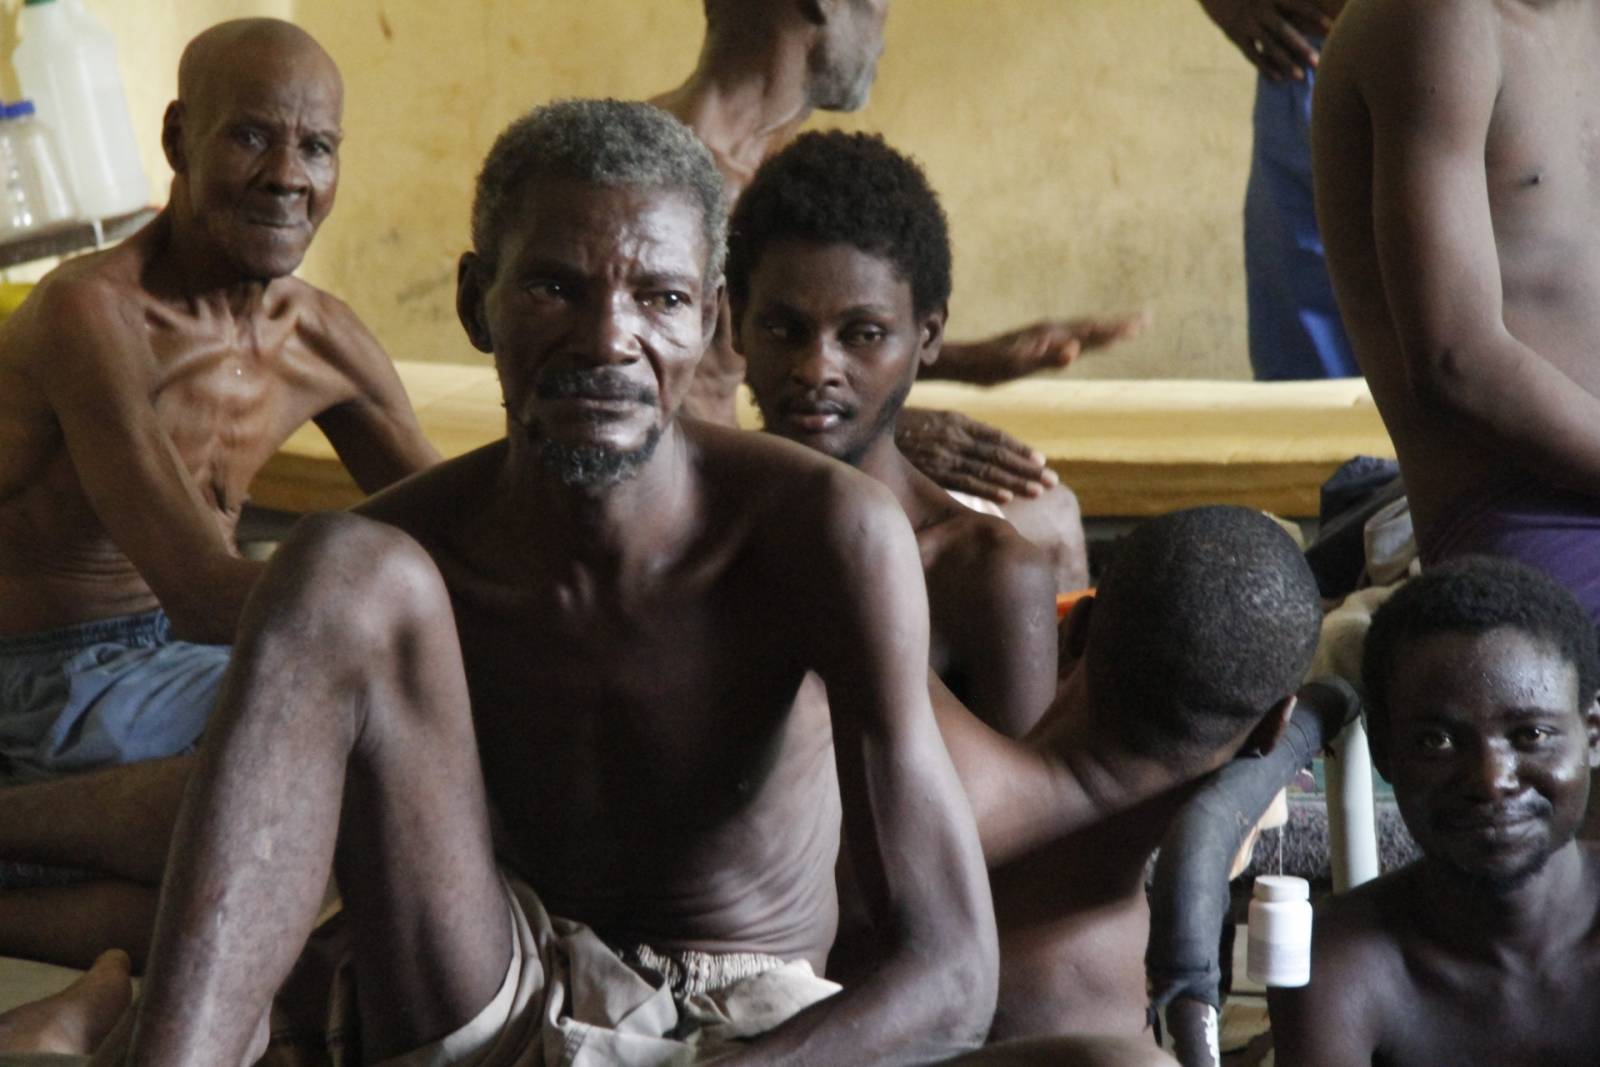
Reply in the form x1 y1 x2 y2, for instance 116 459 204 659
307 294 440 495
25 280 262 643
930 313 1145 386
736 476 998 1065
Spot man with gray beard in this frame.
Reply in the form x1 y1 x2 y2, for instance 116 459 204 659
0 99 997 1067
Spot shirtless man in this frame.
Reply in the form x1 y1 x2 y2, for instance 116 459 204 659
932 505 1323 1043
1269 557 1600 1065
1314 1 1600 622
733 130 1057 737
7 98 995 1066
655 0 1136 589
0 18 436 968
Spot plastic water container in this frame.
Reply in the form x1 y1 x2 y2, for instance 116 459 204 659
8 101 76 228
0 109 40 236
1246 874 1313 988
13 0 149 220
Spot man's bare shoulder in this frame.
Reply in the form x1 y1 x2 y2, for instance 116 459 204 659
354 439 505 547
1325 0 1503 94
687 418 908 531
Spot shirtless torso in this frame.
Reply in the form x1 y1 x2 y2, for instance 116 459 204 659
1316 0 1600 537
0 221 431 641
1272 852 1600 1066
0 20 434 646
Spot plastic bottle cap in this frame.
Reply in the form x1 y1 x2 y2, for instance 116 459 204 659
10 102 34 118
1253 875 1310 902
22 1 59 6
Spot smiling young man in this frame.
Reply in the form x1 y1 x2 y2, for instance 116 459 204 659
732 131 1057 737
13 99 996 1067
0 17 436 969
1269 557 1600 1065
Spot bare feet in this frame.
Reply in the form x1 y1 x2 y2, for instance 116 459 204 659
0 949 133 1054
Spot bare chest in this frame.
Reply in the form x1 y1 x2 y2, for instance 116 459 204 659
1378 949 1600 1066
146 308 340 511
454 587 818 847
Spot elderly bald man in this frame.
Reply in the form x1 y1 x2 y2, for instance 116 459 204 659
0 18 436 967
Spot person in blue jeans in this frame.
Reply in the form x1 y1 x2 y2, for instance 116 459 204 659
1199 0 1356 379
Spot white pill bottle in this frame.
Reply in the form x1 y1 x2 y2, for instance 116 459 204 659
14 0 149 221
1246 874 1313 988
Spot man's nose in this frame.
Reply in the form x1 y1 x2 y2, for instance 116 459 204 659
790 337 845 389
1463 741 1520 800
260 144 308 196
576 291 643 366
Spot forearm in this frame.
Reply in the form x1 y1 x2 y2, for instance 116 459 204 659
1414 336 1600 495
726 944 995 1066
922 341 1001 384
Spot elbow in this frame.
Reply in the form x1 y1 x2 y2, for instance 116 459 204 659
1406 343 1485 419
919 922 1000 1054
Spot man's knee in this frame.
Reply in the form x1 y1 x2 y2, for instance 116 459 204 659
248 513 451 658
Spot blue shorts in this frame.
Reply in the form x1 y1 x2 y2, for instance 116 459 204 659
1244 54 1359 381
0 610 230 785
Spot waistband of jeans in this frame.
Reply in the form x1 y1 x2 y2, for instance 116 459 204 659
0 609 170 656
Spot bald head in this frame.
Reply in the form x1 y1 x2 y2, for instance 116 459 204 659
177 19 342 130
163 19 344 281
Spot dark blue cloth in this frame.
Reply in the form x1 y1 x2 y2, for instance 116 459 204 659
1244 57 1359 381
0 609 229 784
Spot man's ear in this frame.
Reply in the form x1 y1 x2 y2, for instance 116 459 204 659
1243 695 1296 758
1585 695 1600 770
705 280 726 347
456 251 493 354
919 304 947 370
161 101 187 174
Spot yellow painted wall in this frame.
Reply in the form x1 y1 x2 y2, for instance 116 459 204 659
33 1 1264 379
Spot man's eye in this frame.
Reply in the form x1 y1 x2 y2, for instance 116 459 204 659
1416 731 1453 752
643 291 689 311
844 327 887 346
303 140 335 159
762 320 797 342
233 128 267 149
1511 726 1553 746
527 281 569 300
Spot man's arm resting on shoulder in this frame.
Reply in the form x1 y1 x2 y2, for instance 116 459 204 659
1339 7 1600 492
27 281 260 643
896 408 1057 503
308 294 440 495
734 481 998 1065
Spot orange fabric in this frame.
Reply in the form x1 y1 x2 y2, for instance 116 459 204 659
1056 588 1094 622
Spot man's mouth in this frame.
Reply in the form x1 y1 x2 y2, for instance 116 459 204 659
778 399 851 433
1439 806 1543 839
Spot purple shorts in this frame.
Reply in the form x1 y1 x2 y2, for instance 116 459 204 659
1419 480 1600 628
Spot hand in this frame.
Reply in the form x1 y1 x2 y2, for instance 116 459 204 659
1199 0 1333 81
895 407 1057 503
938 312 1147 386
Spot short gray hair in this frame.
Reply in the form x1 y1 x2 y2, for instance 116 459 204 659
471 98 728 281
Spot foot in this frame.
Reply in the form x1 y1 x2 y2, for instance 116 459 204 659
0 949 133 1053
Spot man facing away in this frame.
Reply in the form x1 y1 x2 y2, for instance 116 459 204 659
733 130 1058 738
0 18 437 967
1 98 997 1067
1269 557 1600 1065
654 0 1143 589
1314 0 1600 622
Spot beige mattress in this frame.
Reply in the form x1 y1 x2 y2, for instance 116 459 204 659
252 366 1394 518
